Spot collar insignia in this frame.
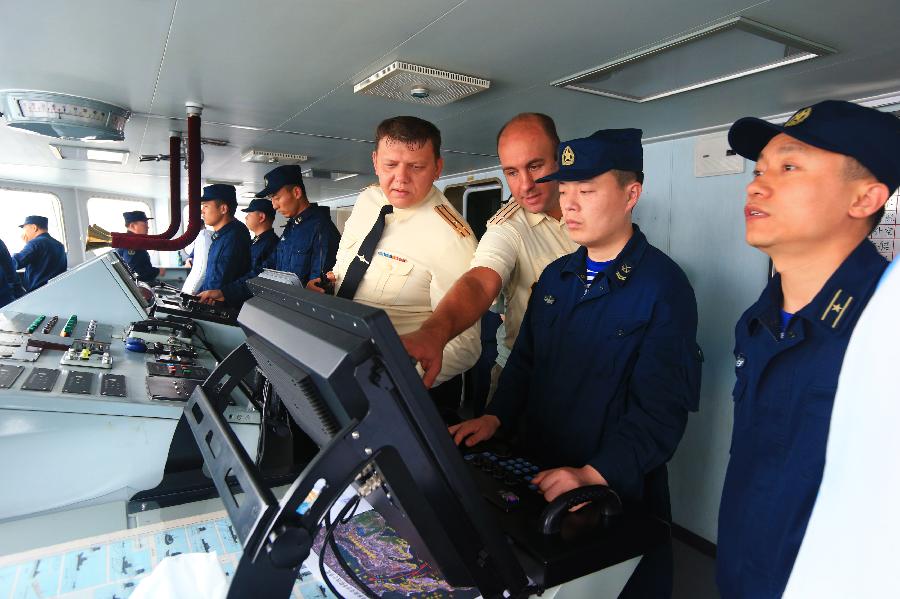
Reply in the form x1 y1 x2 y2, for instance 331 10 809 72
543 295 555 305
820 289 853 329
615 262 633 282
735 354 746 368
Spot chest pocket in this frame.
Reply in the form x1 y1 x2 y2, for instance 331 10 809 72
364 255 414 304
282 234 314 275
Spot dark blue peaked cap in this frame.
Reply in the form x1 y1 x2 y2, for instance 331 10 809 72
200 184 238 209
240 198 276 218
19 215 49 228
729 100 900 193
255 165 306 198
537 128 643 182
123 210 152 224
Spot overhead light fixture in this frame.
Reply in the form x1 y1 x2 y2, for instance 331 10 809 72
1 90 131 140
551 17 835 103
301 169 359 181
331 172 358 182
354 61 490 107
241 148 308 165
50 144 129 165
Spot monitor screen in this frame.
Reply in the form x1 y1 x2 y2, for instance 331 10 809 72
186 277 527 598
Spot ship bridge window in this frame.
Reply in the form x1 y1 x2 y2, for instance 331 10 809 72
0 189 65 254
87 197 154 256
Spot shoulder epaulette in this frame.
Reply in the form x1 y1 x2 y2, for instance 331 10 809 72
487 201 521 226
433 204 471 238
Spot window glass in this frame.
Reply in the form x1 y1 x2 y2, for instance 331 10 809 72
869 188 898 261
87 197 153 256
0 189 66 254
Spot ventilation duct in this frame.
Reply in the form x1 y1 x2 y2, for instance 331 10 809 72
0 90 130 141
354 62 490 106
241 148 308 165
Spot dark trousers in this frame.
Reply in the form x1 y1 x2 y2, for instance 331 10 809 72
428 374 462 425
619 465 674 598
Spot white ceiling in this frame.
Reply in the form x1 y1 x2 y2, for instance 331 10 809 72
1 0 899 202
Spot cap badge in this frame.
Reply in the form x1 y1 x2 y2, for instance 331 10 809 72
561 145 576 166
543 295 555 305
263 177 268 187
785 107 812 127
127 250 135 256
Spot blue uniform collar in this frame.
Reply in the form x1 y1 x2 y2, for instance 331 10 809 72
211 218 240 240
561 224 649 287
283 202 320 227
746 239 886 338
252 228 276 244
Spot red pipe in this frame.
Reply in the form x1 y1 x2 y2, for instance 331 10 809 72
156 134 182 238
112 109 202 251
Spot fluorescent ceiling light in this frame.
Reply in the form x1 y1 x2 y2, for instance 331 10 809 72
85 149 129 164
552 17 835 103
50 144 129 164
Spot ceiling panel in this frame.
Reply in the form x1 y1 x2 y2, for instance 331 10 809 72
1 0 899 203
0 0 175 111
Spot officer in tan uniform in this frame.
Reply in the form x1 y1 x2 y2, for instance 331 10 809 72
402 113 577 388
308 116 479 421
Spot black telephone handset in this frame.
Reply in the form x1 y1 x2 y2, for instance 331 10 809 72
539 484 623 535
319 271 335 295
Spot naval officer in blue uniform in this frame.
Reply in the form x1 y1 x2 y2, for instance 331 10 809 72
0 238 21 307
201 166 340 305
241 198 279 270
194 184 251 307
451 129 702 598
114 210 164 282
716 100 897 598
258 165 339 283
13 215 67 292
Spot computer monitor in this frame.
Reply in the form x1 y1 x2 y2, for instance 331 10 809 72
185 277 528 598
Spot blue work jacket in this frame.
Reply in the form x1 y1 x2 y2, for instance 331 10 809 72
487 225 702 504
264 203 340 284
717 238 887 598
115 243 160 283
0 238 21 307
13 232 67 292
250 228 278 271
199 218 251 307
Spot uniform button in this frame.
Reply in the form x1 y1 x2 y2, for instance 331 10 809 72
616 329 625 337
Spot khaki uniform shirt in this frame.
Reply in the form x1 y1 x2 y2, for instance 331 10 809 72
334 185 480 385
470 201 576 354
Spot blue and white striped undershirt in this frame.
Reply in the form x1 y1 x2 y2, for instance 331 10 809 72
585 257 612 290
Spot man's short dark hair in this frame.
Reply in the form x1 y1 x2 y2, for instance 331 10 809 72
375 116 441 160
611 169 645 187
496 113 560 148
209 199 237 217
844 156 886 234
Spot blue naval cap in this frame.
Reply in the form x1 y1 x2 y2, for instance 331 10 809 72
729 100 900 194
19 215 49 229
200 184 238 209
123 210 152 224
537 128 643 183
241 198 276 218
255 165 306 198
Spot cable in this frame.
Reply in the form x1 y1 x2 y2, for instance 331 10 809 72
318 495 380 599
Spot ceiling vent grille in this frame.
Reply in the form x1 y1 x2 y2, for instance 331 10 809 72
240 148 309 165
353 61 490 106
